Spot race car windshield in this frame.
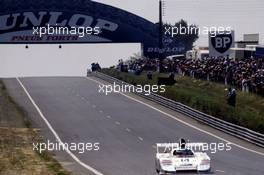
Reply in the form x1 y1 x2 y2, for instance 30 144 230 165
173 149 194 156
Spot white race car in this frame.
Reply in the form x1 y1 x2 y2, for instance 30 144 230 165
155 139 211 174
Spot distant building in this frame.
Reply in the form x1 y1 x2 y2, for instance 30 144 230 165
230 33 259 59
235 41 259 48
243 34 259 43
230 47 255 60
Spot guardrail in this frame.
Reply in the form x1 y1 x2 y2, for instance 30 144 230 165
91 71 264 148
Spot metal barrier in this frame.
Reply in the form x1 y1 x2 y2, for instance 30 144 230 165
92 71 264 148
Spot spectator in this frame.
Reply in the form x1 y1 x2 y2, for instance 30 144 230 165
91 62 101 72
115 56 264 96
169 72 175 81
227 88 237 107
147 71 153 80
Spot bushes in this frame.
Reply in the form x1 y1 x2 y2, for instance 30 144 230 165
101 68 264 134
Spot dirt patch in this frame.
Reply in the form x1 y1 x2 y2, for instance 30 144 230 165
0 80 71 175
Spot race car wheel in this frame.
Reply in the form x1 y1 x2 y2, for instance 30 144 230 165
159 170 167 175
156 169 160 173
156 168 166 175
198 168 211 174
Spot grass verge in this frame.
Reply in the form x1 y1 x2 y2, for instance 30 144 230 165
0 80 71 175
101 68 264 134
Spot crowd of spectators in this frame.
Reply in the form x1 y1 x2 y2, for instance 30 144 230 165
118 57 264 96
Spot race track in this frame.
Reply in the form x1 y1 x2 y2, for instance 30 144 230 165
4 77 264 175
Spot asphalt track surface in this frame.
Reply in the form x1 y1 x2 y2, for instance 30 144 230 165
4 77 264 175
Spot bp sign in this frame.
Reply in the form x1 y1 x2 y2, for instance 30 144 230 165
0 0 159 57
209 31 235 58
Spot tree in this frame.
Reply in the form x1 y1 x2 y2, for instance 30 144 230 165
162 19 199 57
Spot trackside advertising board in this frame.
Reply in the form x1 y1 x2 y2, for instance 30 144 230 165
256 46 264 56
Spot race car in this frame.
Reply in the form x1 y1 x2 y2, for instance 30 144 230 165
155 139 210 174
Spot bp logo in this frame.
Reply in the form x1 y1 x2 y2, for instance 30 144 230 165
211 34 233 53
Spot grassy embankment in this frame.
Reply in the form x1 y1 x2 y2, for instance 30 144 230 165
101 68 264 134
0 80 71 175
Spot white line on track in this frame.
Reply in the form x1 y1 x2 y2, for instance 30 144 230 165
106 115 111 119
85 76 264 156
138 137 144 141
126 128 131 132
115 121 121 125
16 78 103 175
216 170 225 173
